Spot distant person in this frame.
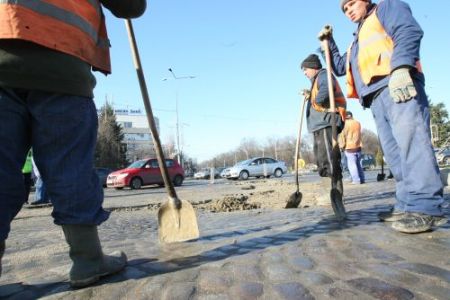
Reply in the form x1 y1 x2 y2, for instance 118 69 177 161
29 158 50 205
0 0 147 287
338 111 365 184
300 53 346 218
22 149 33 204
318 0 446 233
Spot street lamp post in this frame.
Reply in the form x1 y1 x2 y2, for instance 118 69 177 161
162 68 195 168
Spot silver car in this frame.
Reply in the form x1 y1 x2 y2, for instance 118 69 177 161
225 157 288 180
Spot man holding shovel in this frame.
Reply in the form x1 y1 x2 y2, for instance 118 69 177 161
0 0 146 287
318 0 446 233
300 54 347 219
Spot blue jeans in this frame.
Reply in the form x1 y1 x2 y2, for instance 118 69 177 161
370 85 443 216
30 176 49 204
0 88 109 241
345 150 365 184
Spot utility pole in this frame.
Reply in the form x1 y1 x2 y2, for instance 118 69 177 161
162 68 195 168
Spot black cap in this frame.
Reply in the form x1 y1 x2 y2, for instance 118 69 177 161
301 54 322 70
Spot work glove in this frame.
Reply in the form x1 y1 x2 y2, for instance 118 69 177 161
388 68 417 102
318 24 333 41
301 89 311 100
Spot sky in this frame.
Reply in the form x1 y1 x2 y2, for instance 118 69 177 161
93 0 450 162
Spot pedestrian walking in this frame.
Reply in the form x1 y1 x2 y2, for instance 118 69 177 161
22 149 33 204
300 53 347 218
0 0 147 286
338 111 365 184
318 0 446 233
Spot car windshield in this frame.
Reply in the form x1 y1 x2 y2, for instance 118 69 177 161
235 159 252 166
127 160 147 169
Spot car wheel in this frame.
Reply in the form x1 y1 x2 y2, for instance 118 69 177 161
239 171 249 180
274 168 283 178
444 156 450 166
173 175 184 187
115 187 124 190
130 177 142 189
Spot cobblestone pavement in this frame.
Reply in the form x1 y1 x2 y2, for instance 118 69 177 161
1 180 450 299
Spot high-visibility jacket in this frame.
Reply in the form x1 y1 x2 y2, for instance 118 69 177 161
338 118 362 151
345 6 422 99
311 70 347 122
22 149 33 174
0 0 111 74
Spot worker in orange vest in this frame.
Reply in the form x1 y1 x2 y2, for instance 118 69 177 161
318 0 446 233
0 1 146 287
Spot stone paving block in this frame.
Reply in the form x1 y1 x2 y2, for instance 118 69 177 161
285 256 315 272
271 282 315 300
228 282 264 300
395 263 450 283
299 271 334 286
160 281 196 300
197 269 231 293
346 277 414 300
221 262 264 282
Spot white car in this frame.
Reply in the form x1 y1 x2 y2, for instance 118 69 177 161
224 157 288 180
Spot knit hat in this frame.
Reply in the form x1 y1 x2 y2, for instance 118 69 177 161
301 54 322 70
340 0 371 12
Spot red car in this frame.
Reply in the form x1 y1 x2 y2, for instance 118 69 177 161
106 158 184 189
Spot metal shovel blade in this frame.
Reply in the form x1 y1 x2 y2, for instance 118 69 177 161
158 199 199 243
285 191 302 208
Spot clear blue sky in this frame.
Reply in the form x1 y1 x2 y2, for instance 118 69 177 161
93 0 450 162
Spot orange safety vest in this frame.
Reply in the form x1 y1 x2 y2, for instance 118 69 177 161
0 0 111 74
345 7 422 99
310 70 347 122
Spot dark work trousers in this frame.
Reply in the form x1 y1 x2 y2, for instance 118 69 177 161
313 126 342 179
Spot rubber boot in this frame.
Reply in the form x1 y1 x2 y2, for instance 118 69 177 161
0 240 4 277
62 225 127 288
331 177 346 220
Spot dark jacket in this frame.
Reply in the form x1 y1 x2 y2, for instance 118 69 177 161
306 69 343 133
0 1 146 98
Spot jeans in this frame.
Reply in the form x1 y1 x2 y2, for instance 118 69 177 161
0 88 109 241
345 150 365 184
370 85 443 216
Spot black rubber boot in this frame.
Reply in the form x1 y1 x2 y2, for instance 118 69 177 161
0 240 4 277
391 213 448 233
331 177 346 221
62 225 127 288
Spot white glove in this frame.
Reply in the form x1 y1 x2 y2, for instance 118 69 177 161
388 68 417 103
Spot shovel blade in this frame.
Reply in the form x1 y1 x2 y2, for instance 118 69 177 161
285 191 302 208
158 199 199 243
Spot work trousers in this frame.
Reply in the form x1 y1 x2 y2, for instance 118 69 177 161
313 126 342 179
0 88 109 241
370 84 443 216
345 150 365 184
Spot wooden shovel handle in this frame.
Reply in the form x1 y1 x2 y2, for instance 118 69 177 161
125 19 177 199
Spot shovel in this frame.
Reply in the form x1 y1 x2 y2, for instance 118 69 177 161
321 35 347 220
377 143 386 181
285 92 308 208
125 19 199 243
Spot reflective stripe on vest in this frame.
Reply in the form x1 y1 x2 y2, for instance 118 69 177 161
345 7 422 99
0 0 111 73
310 70 347 122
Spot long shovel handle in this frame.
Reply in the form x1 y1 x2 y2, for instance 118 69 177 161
321 39 339 175
125 19 177 199
294 95 308 192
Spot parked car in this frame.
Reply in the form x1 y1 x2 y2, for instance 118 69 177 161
106 158 184 189
435 148 450 166
223 157 288 180
361 154 376 170
95 167 112 188
194 167 226 179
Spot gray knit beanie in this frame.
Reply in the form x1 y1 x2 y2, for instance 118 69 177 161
340 0 372 12
301 54 322 70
